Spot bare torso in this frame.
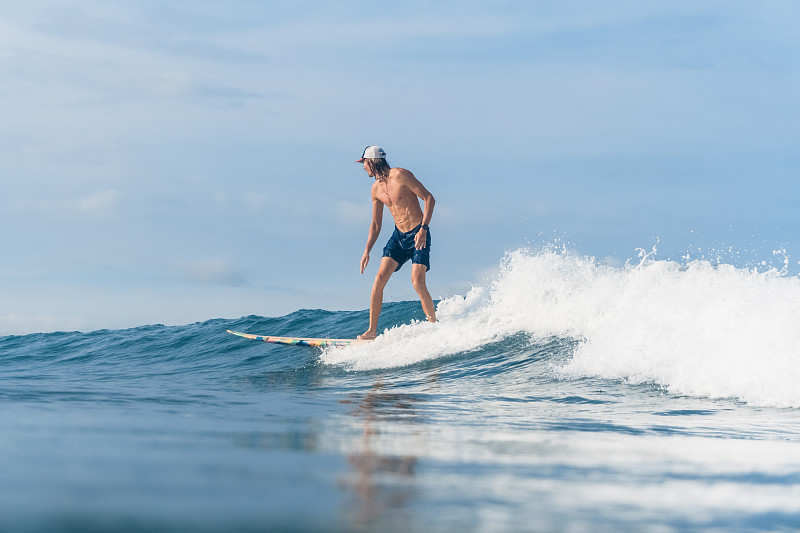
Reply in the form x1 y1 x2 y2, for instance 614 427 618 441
360 161 435 275
372 167 425 232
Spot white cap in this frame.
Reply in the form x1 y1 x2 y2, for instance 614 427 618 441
356 145 386 163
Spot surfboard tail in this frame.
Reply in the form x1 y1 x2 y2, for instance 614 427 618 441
227 330 371 347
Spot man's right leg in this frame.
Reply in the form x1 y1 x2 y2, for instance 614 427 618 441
359 257 399 340
411 263 436 322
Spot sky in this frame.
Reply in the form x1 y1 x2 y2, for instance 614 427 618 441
1 1 799 335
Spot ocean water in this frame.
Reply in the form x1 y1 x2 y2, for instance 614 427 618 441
2 249 800 532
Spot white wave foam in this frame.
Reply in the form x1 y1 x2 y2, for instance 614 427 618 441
322 248 800 408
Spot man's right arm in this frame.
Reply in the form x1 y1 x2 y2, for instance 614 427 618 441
361 195 383 274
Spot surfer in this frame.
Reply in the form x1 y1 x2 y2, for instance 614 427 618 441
357 145 436 340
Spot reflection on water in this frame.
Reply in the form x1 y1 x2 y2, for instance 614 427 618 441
339 380 420 530
319 370 800 533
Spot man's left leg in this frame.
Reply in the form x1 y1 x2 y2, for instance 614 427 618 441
411 263 436 322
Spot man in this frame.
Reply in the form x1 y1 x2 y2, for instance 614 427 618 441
357 145 436 340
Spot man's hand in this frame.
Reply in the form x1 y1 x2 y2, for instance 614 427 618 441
360 251 370 274
414 228 427 250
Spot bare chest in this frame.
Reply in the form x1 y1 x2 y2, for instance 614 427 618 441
374 180 411 209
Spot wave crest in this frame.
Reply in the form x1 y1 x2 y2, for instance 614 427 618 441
324 247 800 408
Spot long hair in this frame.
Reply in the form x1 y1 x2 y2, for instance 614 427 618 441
365 158 391 180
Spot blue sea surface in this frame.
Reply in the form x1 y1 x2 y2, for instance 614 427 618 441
2 292 800 531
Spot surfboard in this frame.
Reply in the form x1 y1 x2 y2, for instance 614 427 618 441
227 330 372 347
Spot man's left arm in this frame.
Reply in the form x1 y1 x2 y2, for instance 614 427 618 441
405 172 435 250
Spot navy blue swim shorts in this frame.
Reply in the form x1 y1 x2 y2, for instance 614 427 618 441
382 224 431 272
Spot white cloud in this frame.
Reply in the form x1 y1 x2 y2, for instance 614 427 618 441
0 313 84 336
10 189 120 218
528 202 552 218
77 189 119 216
175 258 246 286
337 200 369 226
244 192 270 210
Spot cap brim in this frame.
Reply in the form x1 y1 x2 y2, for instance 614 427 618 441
356 158 365 163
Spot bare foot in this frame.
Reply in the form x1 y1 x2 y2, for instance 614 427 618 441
357 330 377 341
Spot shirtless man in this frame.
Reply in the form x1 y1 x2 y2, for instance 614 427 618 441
357 145 436 340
